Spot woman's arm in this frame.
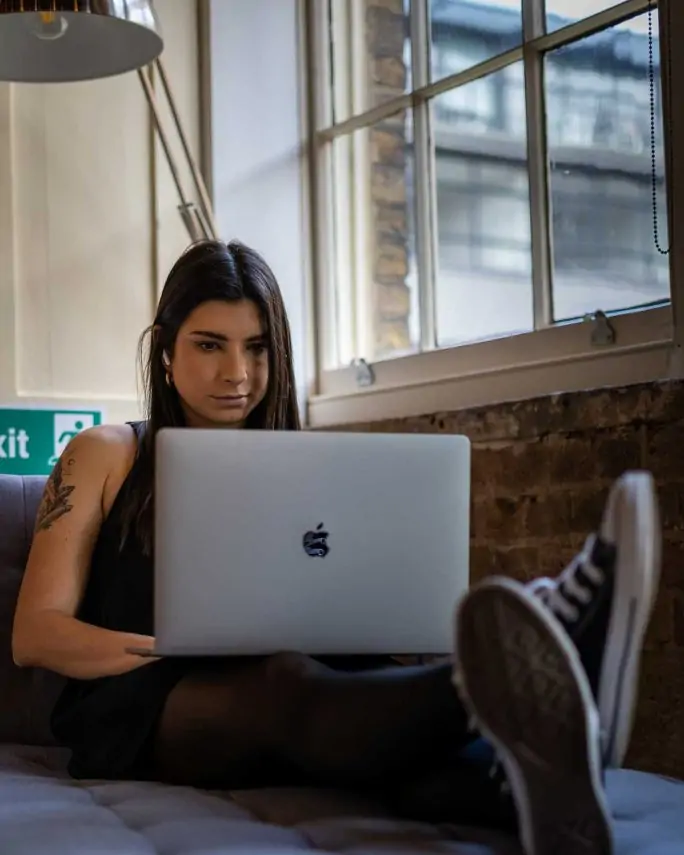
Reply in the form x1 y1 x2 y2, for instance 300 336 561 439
12 426 158 680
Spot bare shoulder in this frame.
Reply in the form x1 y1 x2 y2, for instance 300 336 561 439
73 423 139 453
55 423 138 474
34 423 140 533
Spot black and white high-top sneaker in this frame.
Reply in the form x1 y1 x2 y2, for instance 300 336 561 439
530 471 661 768
453 577 612 855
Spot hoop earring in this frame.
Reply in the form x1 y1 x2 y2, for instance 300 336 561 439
165 372 173 387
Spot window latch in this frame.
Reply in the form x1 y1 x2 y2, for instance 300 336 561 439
584 310 616 347
352 358 375 388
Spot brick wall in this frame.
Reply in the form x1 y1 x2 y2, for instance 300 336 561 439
328 379 684 779
366 0 412 357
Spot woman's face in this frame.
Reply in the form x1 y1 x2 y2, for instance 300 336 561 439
168 299 269 428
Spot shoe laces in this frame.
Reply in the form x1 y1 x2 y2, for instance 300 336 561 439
533 535 605 624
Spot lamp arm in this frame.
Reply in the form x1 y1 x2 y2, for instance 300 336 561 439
137 63 218 243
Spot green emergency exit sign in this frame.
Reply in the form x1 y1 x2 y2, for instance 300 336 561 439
0 408 102 476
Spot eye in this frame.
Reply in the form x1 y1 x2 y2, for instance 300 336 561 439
249 342 268 356
196 341 220 352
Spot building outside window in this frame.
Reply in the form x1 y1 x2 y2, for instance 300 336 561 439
308 0 678 426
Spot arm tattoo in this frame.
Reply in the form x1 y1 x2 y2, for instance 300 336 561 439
35 457 76 532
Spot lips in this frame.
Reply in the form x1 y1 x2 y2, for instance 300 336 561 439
211 395 248 404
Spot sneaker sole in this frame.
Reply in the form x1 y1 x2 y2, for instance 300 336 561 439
599 471 661 767
454 578 613 855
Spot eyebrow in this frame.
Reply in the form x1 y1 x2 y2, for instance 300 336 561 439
188 330 267 344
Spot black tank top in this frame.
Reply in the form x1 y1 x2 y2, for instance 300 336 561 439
49 420 189 780
76 420 154 636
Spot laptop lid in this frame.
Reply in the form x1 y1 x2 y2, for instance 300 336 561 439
154 429 471 656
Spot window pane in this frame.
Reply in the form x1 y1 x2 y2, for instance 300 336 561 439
546 13 670 322
430 0 522 83
546 1 648 33
329 0 410 125
434 63 533 347
329 110 418 366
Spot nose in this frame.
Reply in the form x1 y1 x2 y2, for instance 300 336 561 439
220 344 248 386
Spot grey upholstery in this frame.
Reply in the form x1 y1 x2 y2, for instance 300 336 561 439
0 473 683 854
0 475 63 746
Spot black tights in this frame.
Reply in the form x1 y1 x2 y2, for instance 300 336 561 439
152 653 515 827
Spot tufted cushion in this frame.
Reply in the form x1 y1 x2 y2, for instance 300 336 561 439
0 476 64 746
0 746 683 855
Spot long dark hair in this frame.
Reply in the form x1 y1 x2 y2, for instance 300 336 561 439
121 239 301 552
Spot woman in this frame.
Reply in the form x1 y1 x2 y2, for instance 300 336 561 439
12 240 660 855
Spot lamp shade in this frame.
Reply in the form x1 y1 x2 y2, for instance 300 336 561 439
0 1 163 83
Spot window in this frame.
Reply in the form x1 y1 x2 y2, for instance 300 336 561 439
308 0 679 426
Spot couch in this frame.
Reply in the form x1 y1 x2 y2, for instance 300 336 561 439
1 472 683 854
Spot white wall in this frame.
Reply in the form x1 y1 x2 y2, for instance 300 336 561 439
208 0 311 412
0 0 310 426
0 0 201 425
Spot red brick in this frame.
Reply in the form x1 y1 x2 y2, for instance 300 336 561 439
568 487 611 534
644 587 675 649
546 436 597 484
470 447 505 495
323 378 684 779
334 380 684 439
628 649 684 779
366 3 406 56
472 440 549 496
471 496 526 541
644 383 684 424
545 431 643 485
661 538 684 589
647 422 684 479
470 544 538 585
524 491 573 538
673 592 684 649
536 544 580 579
658 484 684 533
594 431 644 478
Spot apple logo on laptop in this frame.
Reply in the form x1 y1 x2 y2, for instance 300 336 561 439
303 523 330 558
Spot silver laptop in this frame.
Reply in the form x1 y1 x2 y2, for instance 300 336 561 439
138 428 470 657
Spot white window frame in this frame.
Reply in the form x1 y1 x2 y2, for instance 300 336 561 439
304 0 684 427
